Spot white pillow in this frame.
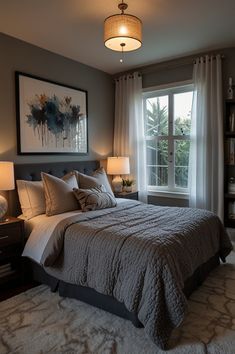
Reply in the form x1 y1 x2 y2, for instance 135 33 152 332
42 172 79 216
16 180 45 220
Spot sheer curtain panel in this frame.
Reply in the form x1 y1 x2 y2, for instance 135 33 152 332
189 55 223 220
114 72 147 202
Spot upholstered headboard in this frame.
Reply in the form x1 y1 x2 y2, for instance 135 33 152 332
10 160 99 216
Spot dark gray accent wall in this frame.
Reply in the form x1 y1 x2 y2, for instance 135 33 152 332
0 33 114 163
142 61 193 89
148 195 189 207
116 47 235 90
142 47 235 90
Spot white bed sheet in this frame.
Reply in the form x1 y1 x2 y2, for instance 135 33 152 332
22 198 130 264
22 210 82 264
19 214 50 238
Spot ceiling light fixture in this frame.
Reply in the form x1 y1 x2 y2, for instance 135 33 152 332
104 1 142 62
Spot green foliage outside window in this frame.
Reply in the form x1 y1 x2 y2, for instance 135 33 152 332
145 97 191 188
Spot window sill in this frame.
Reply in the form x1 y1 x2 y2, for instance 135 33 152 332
148 190 189 200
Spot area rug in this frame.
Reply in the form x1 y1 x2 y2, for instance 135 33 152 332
0 249 234 354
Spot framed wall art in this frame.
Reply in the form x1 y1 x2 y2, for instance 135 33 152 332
15 72 88 155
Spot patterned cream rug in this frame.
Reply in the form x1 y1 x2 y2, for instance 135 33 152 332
0 249 234 354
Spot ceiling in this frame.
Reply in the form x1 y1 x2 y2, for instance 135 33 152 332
0 0 235 74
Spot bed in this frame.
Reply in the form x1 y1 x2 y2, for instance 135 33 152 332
12 161 233 350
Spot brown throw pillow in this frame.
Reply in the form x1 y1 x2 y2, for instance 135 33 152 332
73 186 117 212
42 172 79 216
74 167 114 197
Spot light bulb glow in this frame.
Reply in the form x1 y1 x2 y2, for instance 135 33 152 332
119 25 128 35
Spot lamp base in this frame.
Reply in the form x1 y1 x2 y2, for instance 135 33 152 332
0 195 8 222
112 176 123 193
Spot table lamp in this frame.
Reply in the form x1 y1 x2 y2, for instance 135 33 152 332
107 156 130 192
0 161 15 222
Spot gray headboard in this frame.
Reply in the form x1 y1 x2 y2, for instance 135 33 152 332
10 160 99 216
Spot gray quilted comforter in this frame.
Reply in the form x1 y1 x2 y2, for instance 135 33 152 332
41 201 232 349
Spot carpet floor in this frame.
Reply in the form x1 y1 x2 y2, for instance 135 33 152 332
0 249 235 354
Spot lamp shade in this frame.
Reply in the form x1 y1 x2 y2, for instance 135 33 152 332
104 14 142 52
0 161 15 190
107 157 130 175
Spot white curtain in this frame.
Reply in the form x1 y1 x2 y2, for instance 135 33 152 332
114 72 147 202
189 55 223 220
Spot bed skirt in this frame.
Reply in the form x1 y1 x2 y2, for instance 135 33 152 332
26 253 220 328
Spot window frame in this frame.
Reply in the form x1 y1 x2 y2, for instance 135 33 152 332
143 81 193 195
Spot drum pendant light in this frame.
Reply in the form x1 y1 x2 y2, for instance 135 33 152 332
104 1 142 53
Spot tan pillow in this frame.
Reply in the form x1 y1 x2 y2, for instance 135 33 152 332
16 180 45 220
73 186 117 212
42 172 79 216
75 167 114 197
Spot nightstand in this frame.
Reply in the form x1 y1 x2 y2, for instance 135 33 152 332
114 191 139 200
0 217 24 291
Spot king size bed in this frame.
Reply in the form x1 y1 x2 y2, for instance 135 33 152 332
13 161 232 350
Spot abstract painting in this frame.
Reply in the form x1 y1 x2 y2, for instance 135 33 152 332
16 72 88 154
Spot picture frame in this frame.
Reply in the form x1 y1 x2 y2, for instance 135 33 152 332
15 72 88 155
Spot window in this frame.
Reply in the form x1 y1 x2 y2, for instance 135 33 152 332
143 84 193 194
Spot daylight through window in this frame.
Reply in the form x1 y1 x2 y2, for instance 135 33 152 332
143 84 193 193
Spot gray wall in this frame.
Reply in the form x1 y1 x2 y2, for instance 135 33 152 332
0 33 114 164
142 47 235 92
2 32 235 208
116 47 235 90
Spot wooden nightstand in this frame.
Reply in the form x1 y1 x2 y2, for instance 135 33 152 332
0 217 24 291
114 191 139 200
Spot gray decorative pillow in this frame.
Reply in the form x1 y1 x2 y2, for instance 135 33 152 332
42 172 79 216
73 186 117 212
74 167 114 197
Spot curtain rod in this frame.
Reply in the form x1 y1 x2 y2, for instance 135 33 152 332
114 53 226 80
115 73 142 82
193 54 225 64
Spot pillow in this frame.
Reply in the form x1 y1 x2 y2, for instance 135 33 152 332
42 172 79 216
73 186 117 212
16 180 45 220
75 167 114 197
